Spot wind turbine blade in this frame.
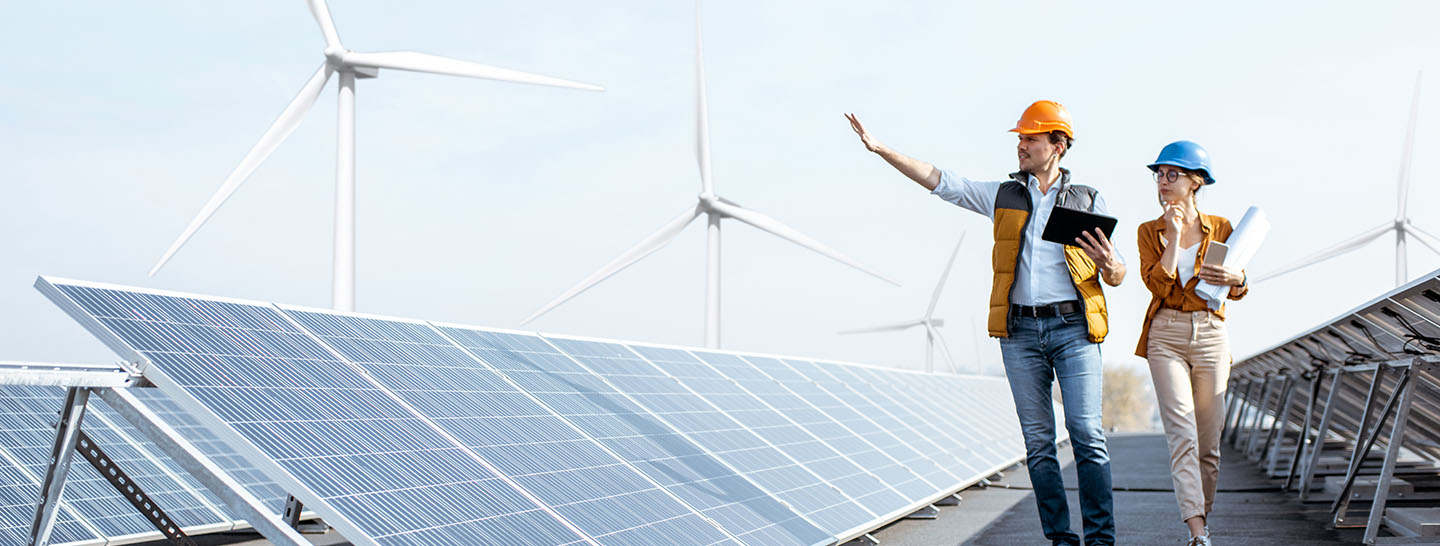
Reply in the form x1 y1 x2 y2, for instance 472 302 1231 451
926 323 961 375
341 51 603 91
305 0 343 50
149 64 333 276
694 1 714 195
1253 222 1393 283
925 232 966 319
837 319 925 335
1398 71 1422 221
522 204 703 324
710 200 900 286
1404 221 1440 257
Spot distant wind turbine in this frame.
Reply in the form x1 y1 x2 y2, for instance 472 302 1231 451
521 0 898 348
1257 71 1440 287
148 0 602 311
840 234 966 374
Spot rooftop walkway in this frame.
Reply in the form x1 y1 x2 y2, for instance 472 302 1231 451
872 432 1371 545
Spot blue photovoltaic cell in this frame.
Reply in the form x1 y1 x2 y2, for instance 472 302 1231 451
683 352 914 520
49 283 588 546
929 374 1028 458
77 398 231 529
835 366 1015 470
0 386 100 546
767 359 971 489
0 384 228 538
879 371 1024 469
283 310 734 546
128 388 291 515
707 356 935 502
812 364 1000 468
785 362 985 480
438 326 788 546
545 341 839 545
622 345 876 538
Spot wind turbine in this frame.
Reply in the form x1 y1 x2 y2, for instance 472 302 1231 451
1258 71 1440 287
840 234 966 374
147 0 602 311
521 1 898 348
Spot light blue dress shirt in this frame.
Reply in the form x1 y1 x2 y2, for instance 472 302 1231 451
931 168 1117 306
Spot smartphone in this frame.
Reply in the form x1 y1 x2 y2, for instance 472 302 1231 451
1205 241 1229 266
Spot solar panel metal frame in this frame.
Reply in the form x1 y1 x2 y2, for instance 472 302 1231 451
38 277 600 546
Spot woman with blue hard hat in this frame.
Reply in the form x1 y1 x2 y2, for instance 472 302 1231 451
1134 140 1249 546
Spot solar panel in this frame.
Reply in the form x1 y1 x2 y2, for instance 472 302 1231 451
39 277 1036 545
435 326 806 546
680 351 916 521
546 339 870 542
737 357 961 499
43 280 593 546
821 364 1019 472
890 371 1026 466
0 385 102 546
282 308 739 546
126 387 291 515
772 358 982 483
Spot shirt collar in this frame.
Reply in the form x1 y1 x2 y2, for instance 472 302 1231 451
1009 167 1071 193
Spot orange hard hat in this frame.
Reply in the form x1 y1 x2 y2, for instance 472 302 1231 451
1009 100 1074 139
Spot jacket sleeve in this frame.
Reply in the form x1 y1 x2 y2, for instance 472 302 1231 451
1139 222 1179 298
1218 220 1249 300
1227 276 1250 300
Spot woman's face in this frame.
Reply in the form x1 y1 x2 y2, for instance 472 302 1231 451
1154 165 1201 206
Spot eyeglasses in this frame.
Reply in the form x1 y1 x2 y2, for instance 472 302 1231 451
1152 170 1186 183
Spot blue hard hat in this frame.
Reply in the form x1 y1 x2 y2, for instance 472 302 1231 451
1147 140 1216 185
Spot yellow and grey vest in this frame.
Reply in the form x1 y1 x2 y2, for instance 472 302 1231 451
987 171 1109 343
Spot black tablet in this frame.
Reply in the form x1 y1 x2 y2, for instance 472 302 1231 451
1041 206 1118 247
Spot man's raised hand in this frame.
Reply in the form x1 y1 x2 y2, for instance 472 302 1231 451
846 113 883 153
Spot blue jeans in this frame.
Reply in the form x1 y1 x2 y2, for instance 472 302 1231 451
1000 311 1115 546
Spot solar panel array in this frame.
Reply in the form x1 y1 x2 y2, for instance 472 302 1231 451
1231 270 1440 463
38 277 1040 546
1228 268 1440 541
0 382 289 546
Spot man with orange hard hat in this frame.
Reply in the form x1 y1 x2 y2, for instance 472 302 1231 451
847 102 1123 546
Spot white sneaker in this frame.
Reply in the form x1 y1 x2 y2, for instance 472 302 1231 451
1186 536 1211 546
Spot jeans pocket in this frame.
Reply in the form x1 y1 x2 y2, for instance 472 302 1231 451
1059 311 1084 325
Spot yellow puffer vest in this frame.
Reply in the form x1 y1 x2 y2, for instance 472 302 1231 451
987 171 1109 343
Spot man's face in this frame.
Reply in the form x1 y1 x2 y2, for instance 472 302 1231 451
1016 133 1061 172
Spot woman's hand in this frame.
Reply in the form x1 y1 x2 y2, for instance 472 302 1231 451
1198 264 1243 286
1162 201 1185 242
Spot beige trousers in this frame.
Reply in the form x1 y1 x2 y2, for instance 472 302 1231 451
1147 308 1231 522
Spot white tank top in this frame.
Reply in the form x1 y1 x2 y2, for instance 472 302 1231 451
1177 243 1200 285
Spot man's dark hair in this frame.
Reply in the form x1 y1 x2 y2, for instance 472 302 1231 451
1048 131 1074 158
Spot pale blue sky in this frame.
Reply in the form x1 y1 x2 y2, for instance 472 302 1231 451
3 1 1439 373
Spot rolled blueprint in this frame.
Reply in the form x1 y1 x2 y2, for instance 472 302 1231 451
1197 206 1269 310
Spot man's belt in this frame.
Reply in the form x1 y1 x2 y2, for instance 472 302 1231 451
1010 301 1082 318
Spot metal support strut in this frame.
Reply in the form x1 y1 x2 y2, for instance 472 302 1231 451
28 387 90 546
75 431 197 546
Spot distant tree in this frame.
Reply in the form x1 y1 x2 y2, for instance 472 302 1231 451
1103 365 1156 431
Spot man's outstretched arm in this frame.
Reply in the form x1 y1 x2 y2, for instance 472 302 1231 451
846 113 941 191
